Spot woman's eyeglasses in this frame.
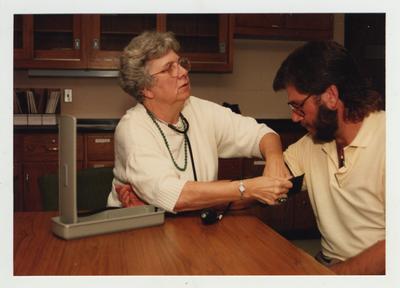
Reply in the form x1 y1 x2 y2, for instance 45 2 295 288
151 57 191 78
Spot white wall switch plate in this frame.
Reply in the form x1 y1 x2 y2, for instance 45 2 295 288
64 89 73 102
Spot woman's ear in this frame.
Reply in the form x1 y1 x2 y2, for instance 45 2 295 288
321 85 340 110
142 87 154 100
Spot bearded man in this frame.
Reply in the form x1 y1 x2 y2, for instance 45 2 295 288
273 41 385 275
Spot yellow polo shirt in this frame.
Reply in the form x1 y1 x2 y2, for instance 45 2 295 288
284 111 385 261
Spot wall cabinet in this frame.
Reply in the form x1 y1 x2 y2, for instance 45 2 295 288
14 14 233 72
234 13 334 41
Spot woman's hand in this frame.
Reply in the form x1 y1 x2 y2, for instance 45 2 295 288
115 184 146 207
244 176 292 206
263 154 292 179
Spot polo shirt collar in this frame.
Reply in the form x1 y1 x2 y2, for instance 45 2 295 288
320 112 378 157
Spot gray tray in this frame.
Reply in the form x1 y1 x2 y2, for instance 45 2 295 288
52 205 165 239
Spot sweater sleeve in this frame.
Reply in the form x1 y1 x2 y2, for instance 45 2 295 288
202 100 276 159
124 144 186 212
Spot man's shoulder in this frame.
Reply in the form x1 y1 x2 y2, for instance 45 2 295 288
363 110 385 133
290 133 316 148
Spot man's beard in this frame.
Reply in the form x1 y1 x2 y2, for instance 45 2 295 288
313 104 338 143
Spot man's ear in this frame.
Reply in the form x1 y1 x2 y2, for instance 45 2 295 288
321 85 340 110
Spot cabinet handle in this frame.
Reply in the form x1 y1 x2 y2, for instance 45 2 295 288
253 160 266 166
93 39 100 50
25 173 29 182
94 138 111 144
219 42 226 53
271 24 280 28
47 147 59 152
74 38 81 50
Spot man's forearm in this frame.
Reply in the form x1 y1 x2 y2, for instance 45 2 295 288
259 132 284 160
330 239 385 275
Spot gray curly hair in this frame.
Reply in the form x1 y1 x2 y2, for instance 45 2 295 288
119 31 180 103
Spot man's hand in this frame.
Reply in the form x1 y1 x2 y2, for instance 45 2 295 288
115 184 146 207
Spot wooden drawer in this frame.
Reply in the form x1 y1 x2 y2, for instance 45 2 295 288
86 133 114 161
23 133 84 161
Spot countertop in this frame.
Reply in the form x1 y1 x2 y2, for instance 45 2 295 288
14 118 120 133
14 118 306 133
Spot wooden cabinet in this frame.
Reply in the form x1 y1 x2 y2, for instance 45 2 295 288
15 133 84 211
14 15 32 60
85 14 160 69
14 131 115 211
85 133 115 168
14 14 233 72
163 14 233 72
14 15 85 69
234 13 333 41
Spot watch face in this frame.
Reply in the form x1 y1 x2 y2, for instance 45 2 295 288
239 182 245 193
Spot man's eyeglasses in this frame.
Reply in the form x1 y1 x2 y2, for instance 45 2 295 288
287 94 314 117
150 57 191 78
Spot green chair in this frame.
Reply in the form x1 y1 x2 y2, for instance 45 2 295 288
38 167 114 211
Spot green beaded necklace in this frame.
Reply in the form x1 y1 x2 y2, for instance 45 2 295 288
146 109 188 171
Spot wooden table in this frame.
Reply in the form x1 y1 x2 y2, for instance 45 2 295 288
14 212 334 275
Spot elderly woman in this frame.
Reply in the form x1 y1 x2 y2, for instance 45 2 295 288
107 31 292 213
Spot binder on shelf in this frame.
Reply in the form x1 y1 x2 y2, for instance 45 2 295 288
14 114 28 126
14 88 61 126
27 114 42 125
42 114 57 125
45 90 61 114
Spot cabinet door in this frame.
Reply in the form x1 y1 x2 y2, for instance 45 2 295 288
19 133 84 211
14 15 33 60
235 14 285 36
15 14 86 69
23 161 58 211
23 161 84 211
285 14 334 40
13 134 24 211
234 13 333 41
14 162 24 211
162 14 234 72
86 14 159 69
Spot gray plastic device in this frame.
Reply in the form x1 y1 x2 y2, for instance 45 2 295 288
52 115 165 240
